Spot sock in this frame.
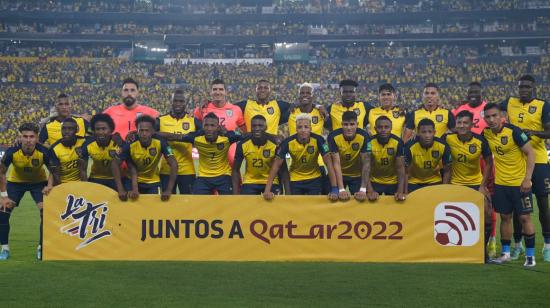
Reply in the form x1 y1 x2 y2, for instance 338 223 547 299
523 233 535 257
543 232 550 245
491 210 497 237
501 239 511 255
0 211 10 247
514 241 524 248
484 220 492 246
39 209 43 247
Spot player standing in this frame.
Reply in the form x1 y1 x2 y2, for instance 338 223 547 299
366 84 406 138
325 79 372 131
483 103 537 267
39 93 89 147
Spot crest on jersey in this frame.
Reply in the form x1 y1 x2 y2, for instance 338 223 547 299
75 147 82 157
392 111 400 119
432 151 440 158
31 159 40 167
307 145 315 154
263 150 271 158
267 107 274 115
182 122 190 130
501 136 508 145
217 143 225 150
108 150 118 158
149 148 157 156
435 115 443 122
351 143 360 151
387 148 395 155
136 112 143 119
353 108 360 115
226 109 233 117
528 106 537 114
469 144 477 154
312 116 319 124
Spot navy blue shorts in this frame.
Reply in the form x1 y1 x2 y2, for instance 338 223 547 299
531 163 550 196
160 174 195 194
241 184 281 195
343 176 362 194
290 177 322 195
138 182 160 194
6 181 47 208
492 184 533 215
193 175 232 195
89 178 116 190
372 182 397 195
408 182 441 193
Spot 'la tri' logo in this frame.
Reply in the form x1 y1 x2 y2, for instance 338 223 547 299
60 195 112 250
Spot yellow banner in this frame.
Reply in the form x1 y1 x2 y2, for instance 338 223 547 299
43 182 484 263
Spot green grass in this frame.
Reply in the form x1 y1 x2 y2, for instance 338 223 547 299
1 195 549 307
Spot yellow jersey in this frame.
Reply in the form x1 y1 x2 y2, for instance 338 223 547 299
483 124 530 186
1 144 49 183
80 138 120 180
501 97 550 164
405 107 455 138
236 99 291 135
444 133 491 186
120 137 174 184
368 134 405 185
49 137 87 183
367 106 406 137
326 101 372 131
405 137 451 184
235 137 279 185
327 128 370 178
157 114 201 175
288 107 324 135
276 133 329 182
39 116 89 146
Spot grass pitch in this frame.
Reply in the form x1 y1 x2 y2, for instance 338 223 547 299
0 195 548 307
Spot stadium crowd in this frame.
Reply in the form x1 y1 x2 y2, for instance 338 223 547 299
1 0 548 14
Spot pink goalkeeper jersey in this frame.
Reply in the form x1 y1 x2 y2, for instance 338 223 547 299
452 101 487 135
103 104 159 139
193 101 245 131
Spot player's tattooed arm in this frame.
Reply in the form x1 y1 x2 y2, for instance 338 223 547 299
441 163 451 184
520 142 535 193
330 152 350 201
161 155 178 201
126 161 140 200
322 153 339 202
78 158 88 181
395 156 407 201
111 157 127 201
524 122 550 139
263 157 284 201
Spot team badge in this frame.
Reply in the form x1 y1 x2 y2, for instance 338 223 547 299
312 116 319 124
226 109 233 117
307 145 315 154
217 143 225 150
501 136 508 145
353 108 360 115
75 147 82 157
528 106 537 114
267 107 274 115
31 159 40 167
469 144 477 154
108 150 118 158
432 151 440 158
435 115 443 122
387 148 395 155
149 148 157 156
352 143 360 151
263 150 271 158
392 111 400 119
182 122 190 130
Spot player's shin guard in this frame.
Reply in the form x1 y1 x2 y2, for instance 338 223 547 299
0 211 10 245
523 233 535 257
513 213 523 244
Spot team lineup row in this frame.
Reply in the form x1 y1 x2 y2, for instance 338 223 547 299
0 75 549 265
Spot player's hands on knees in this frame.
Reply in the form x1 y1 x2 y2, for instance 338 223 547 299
354 191 367 202
263 191 274 201
394 192 406 202
338 190 350 201
42 185 53 196
118 190 128 202
367 190 379 201
520 178 532 193
160 191 171 201
128 189 139 200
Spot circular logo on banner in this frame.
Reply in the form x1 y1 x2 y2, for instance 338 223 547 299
434 202 480 246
